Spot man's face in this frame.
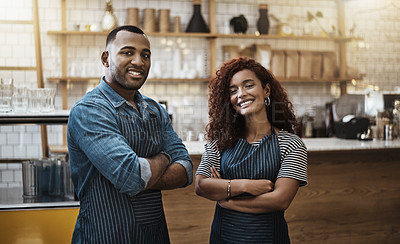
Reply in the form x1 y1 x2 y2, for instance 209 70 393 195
103 30 151 91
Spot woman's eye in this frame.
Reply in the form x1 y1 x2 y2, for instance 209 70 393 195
229 89 237 94
245 84 254 88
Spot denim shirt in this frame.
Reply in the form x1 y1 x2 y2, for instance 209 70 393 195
67 78 193 199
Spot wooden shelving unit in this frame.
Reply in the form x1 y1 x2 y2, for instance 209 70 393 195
47 76 210 83
47 29 362 42
46 0 360 152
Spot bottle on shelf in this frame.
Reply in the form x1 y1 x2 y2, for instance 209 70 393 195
256 4 270 35
186 0 209 33
392 99 400 139
302 110 315 138
101 0 118 31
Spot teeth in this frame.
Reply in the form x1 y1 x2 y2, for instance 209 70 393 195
239 100 252 107
129 71 141 76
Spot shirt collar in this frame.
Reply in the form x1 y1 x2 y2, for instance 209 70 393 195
98 77 147 110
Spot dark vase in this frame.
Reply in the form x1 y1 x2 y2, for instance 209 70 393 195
186 0 209 33
230 15 248 34
256 4 270 34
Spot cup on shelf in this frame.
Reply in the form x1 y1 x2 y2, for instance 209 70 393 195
28 88 42 113
63 160 75 200
27 88 56 113
12 85 28 113
0 78 14 113
40 88 56 113
143 8 156 33
22 160 43 198
48 158 64 197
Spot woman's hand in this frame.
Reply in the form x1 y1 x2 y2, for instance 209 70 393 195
219 178 300 214
210 165 274 196
210 166 221 179
217 199 230 209
244 179 274 196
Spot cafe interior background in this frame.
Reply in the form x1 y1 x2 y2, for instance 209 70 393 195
0 0 399 190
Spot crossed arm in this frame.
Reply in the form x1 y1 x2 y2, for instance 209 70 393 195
146 153 188 190
195 166 299 214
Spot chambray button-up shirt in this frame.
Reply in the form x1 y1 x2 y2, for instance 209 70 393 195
67 77 192 243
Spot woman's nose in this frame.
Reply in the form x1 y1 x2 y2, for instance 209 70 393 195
237 87 246 98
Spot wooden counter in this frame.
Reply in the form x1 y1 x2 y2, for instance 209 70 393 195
286 149 400 244
163 140 400 244
1 138 398 243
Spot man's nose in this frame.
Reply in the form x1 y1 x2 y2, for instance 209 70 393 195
130 55 144 66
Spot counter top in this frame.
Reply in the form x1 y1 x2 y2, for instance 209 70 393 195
0 110 70 125
0 187 79 210
2 137 399 210
183 138 400 155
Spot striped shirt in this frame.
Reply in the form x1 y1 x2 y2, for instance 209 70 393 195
196 130 308 186
197 130 307 243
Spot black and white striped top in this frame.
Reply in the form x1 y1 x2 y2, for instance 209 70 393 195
196 130 308 186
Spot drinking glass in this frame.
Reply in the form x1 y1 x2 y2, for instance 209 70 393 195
22 160 43 198
40 88 56 113
28 88 42 113
12 86 28 113
0 78 14 113
48 158 64 197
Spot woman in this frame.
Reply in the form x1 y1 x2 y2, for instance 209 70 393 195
195 57 308 243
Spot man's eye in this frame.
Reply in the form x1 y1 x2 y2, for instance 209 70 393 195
142 53 150 59
123 51 133 55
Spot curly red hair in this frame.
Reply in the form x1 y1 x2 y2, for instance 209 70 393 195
206 57 298 151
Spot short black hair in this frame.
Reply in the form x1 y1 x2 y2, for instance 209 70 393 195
105 25 145 47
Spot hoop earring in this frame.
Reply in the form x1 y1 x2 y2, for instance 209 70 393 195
265 97 270 107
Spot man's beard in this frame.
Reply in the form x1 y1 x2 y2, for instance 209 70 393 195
109 63 146 91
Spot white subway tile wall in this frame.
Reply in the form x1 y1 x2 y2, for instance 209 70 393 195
0 0 399 186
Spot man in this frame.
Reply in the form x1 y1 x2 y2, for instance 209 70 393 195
67 25 193 244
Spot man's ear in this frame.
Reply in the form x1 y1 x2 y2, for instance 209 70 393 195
101 51 109 67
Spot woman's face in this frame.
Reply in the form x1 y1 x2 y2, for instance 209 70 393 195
229 69 270 118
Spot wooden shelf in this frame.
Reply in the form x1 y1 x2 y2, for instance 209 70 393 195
47 30 362 42
47 77 210 83
213 33 363 42
48 144 69 154
279 77 355 83
47 76 358 84
47 30 215 38
47 77 100 82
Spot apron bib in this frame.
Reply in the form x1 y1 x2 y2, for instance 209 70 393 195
210 130 290 244
80 110 170 244
119 112 170 243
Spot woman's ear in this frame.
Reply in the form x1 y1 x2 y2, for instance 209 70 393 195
101 51 109 67
264 83 271 98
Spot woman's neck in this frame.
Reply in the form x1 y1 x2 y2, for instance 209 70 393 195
244 116 272 143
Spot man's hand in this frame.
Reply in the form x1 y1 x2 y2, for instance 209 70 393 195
145 153 170 189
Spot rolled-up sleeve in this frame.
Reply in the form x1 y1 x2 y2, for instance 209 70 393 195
196 141 221 178
158 105 193 187
173 159 193 186
68 101 148 196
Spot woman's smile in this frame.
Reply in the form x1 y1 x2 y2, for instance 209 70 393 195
229 69 269 118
